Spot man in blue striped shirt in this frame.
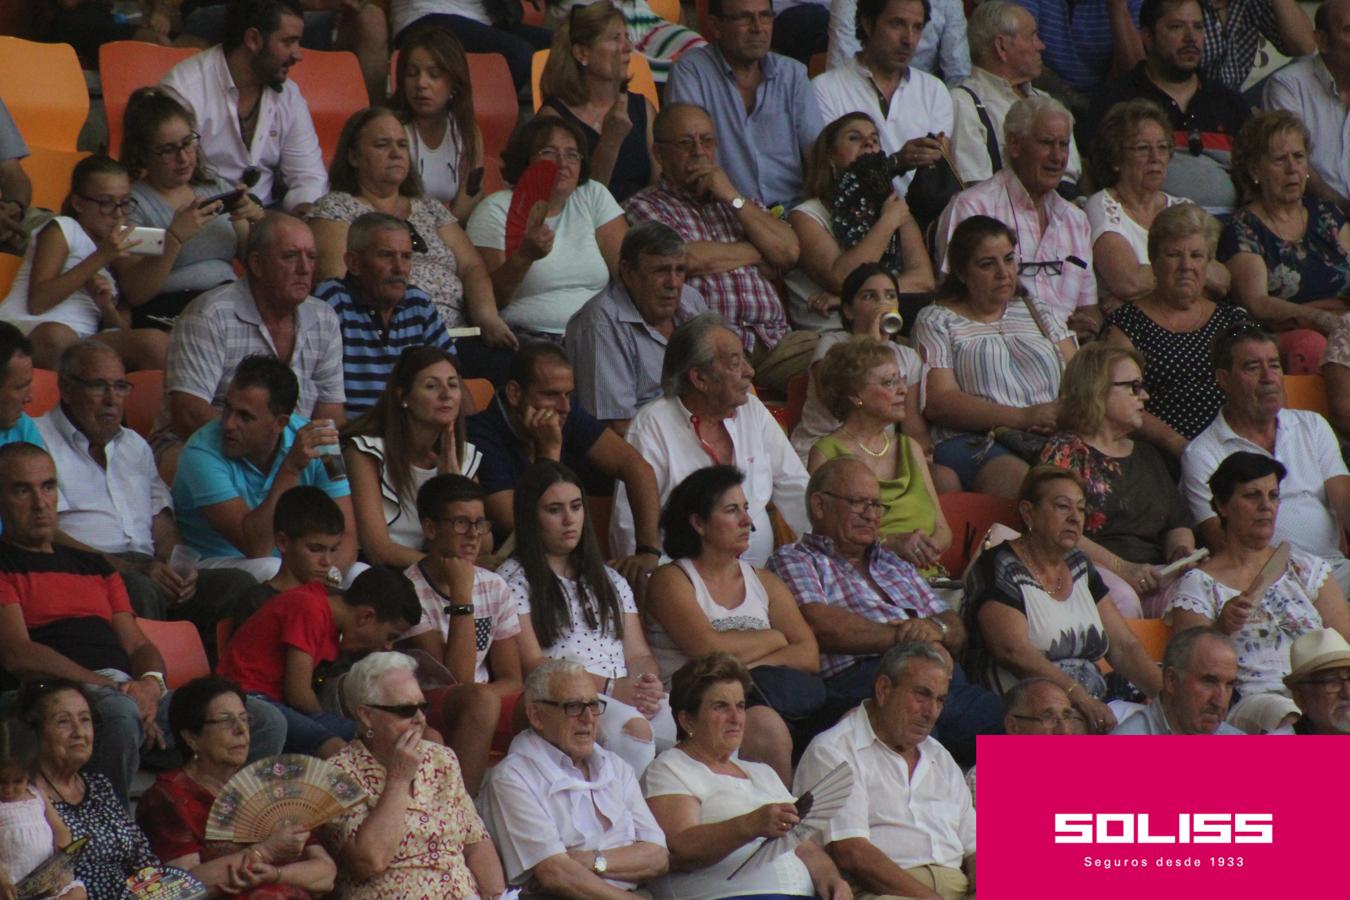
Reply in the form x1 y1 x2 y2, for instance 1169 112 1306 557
314 212 457 417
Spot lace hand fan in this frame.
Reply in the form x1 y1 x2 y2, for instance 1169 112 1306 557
727 761 855 880
205 754 367 843
504 159 559 255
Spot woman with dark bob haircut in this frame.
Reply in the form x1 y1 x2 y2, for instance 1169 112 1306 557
1166 451 1350 731
136 676 337 896
465 115 628 348
644 466 823 786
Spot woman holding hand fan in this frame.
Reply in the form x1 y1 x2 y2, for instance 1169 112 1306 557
466 117 628 357
135 677 336 898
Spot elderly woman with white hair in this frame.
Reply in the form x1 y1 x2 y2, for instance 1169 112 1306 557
319 652 506 899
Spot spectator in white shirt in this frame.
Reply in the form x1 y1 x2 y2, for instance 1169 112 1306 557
478 659 670 898
611 313 810 566
795 642 976 900
828 0 972 85
37 339 253 639
1180 321 1350 593
162 0 328 213
813 0 954 194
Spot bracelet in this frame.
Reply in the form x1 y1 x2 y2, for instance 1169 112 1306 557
167 227 186 245
1064 682 1078 697
635 545 662 557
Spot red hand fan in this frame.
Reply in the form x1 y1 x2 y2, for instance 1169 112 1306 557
504 159 559 256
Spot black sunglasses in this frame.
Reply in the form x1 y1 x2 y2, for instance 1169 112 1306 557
407 222 429 254
365 701 430 719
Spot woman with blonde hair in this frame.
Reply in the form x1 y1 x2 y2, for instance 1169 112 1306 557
1039 342 1196 617
538 0 657 203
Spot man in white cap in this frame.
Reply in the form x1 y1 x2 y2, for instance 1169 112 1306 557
1284 629 1350 735
1114 626 1244 735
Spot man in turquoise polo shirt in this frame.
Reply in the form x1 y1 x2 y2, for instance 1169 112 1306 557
172 353 356 581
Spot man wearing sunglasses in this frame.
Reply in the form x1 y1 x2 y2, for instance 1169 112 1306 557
480 659 669 899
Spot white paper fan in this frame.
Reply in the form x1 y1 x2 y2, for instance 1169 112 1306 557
728 761 855 880
205 754 367 843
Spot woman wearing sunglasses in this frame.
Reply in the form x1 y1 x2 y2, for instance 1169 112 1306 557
136 676 337 898
1039 343 1196 618
322 651 508 899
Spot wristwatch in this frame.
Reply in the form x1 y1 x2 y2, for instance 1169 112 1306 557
729 195 746 210
140 671 168 699
592 853 608 876
930 617 950 639
445 604 475 617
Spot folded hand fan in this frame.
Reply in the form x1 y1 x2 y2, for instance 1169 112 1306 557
205 754 366 843
728 761 855 879
15 836 87 900
504 159 559 256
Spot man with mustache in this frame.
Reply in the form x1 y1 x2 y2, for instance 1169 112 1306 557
1181 321 1350 593
315 212 458 417
1082 0 1250 216
795 643 976 900
163 0 328 214
1283 628 1350 734
1114 626 1243 734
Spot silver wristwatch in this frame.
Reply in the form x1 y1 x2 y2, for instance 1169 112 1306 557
729 195 746 210
592 853 608 875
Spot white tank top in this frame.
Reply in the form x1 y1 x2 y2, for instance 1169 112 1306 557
648 558 773 685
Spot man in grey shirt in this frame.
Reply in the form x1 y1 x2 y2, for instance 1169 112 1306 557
0 97 32 254
1113 626 1245 735
564 222 706 436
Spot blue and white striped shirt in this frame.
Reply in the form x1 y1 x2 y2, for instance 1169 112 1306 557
315 276 457 417
1014 0 1143 94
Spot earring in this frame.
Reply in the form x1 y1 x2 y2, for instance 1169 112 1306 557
401 402 408 408
365 728 375 739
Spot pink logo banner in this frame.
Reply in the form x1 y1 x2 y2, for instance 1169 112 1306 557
977 735 1349 898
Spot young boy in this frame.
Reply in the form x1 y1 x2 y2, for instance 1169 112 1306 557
401 474 523 793
232 485 346 626
219 565 421 758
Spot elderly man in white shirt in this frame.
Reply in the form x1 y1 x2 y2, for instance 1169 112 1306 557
1181 321 1350 593
37 339 253 635
162 0 328 213
610 313 810 566
796 642 975 900
813 0 954 194
478 659 669 899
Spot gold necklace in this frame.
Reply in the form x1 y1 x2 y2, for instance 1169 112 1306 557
1016 539 1065 594
842 426 891 458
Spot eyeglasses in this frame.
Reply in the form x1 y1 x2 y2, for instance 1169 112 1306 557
150 131 200 159
67 375 134 396
821 491 891 517
407 222 429 254
440 516 492 535
1297 671 1350 693
1010 711 1088 730
535 146 582 164
1018 260 1063 277
1123 142 1172 159
716 10 776 25
201 713 255 730
1111 379 1146 396
536 698 607 717
364 701 430 719
77 194 139 216
869 375 905 390
658 135 717 154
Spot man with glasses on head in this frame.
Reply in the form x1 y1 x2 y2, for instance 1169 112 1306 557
936 95 1097 335
1283 628 1350 734
1113 626 1243 734
768 457 999 767
479 659 669 899
665 0 824 211
37 339 254 630
624 104 812 391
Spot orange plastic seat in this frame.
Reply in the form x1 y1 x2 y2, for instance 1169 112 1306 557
463 377 494 414
1284 373 1330 418
937 491 1021 577
136 617 210 688
26 369 59 417
0 253 19 299
649 0 682 24
99 41 199 159
124 369 164 440
467 53 519 197
20 147 90 212
1126 618 1173 663
0 37 87 151
288 48 368 167
531 49 660 113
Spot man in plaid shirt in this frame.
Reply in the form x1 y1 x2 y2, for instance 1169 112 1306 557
767 457 1001 766
624 103 812 389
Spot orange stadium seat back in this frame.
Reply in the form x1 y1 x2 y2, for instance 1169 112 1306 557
649 0 683 24
21 147 90 212
26 369 59 417
1127 618 1173 663
124 369 165 440
99 41 199 160
464 377 494 414
523 0 547 27
467 53 518 196
288 48 368 167
530 49 660 113
136 617 210 688
0 253 20 299
938 491 1021 577
1284 374 1330 418
0 37 88 152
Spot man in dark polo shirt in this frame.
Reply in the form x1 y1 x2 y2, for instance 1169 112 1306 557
466 344 663 586
1081 0 1249 215
0 442 286 802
